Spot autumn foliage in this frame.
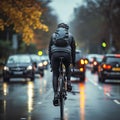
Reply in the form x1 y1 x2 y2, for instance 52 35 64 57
0 0 48 44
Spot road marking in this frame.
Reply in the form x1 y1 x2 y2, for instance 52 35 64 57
105 93 110 97
20 118 26 120
113 100 120 105
38 102 42 104
98 86 102 90
89 79 98 86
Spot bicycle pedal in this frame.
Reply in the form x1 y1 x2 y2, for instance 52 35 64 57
65 96 67 100
53 99 59 106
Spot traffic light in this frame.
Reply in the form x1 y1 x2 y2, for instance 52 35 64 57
38 50 43 56
101 41 107 49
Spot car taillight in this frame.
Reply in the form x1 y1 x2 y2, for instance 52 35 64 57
115 54 120 57
84 59 88 64
80 68 84 72
102 64 112 70
80 59 85 65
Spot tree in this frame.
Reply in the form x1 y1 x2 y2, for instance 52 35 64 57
0 0 48 44
70 0 120 53
34 1 58 50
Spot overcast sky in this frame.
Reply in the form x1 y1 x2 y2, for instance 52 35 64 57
49 0 84 23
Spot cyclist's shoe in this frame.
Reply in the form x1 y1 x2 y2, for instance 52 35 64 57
53 92 59 106
67 82 72 92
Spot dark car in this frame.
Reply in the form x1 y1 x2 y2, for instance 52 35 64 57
71 50 86 82
29 54 44 77
91 54 104 73
3 54 35 82
98 54 120 82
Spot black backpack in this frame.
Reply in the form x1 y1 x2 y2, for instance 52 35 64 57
53 28 70 47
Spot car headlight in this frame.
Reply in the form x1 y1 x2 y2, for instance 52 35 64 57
43 61 48 65
4 66 9 71
38 62 43 67
27 65 32 70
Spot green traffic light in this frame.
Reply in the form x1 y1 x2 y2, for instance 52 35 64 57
102 42 107 48
38 50 43 56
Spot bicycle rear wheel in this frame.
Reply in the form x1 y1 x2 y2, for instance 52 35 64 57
59 77 65 120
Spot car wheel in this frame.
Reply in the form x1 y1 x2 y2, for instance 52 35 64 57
80 75 85 82
91 69 95 74
101 77 105 83
40 72 44 77
98 76 105 83
30 74 35 81
3 77 10 82
30 77 34 81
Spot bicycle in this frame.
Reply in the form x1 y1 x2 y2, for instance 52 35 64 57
58 57 68 120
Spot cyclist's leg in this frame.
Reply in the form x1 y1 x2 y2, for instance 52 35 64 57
63 53 72 91
51 53 60 105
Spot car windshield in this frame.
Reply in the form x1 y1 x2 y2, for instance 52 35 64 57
30 55 41 62
106 57 120 64
41 55 49 60
96 56 104 62
7 55 31 64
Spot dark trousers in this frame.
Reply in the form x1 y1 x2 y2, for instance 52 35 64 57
51 52 71 93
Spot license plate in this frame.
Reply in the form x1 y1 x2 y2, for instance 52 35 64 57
14 71 23 75
71 69 79 72
112 67 120 71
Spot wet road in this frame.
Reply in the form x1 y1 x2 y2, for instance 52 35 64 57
0 68 120 120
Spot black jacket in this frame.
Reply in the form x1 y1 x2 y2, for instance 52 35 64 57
48 31 76 66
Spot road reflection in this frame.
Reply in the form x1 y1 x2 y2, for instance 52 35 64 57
2 82 8 114
103 84 112 96
3 82 8 96
79 82 85 120
27 81 34 113
39 78 47 94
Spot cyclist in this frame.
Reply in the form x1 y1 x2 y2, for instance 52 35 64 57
48 23 76 105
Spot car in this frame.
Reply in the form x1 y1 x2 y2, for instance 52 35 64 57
41 55 49 69
71 50 86 82
85 54 98 69
90 54 104 73
29 54 44 77
98 54 120 83
3 54 35 82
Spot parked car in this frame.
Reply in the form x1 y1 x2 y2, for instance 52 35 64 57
29 54 44 77
98 54 120 82
3 54 35 82
71 50 86 82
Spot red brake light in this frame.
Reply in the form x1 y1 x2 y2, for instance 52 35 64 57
102 64 112 69
115 54 120 57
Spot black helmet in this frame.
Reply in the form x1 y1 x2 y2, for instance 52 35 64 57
57 23 69 29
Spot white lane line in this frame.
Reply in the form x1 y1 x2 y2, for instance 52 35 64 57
98 86 102 90
113 100 120 105
89 79 98 86
105 93 110 97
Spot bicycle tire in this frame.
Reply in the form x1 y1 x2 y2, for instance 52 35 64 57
59 77 64 120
